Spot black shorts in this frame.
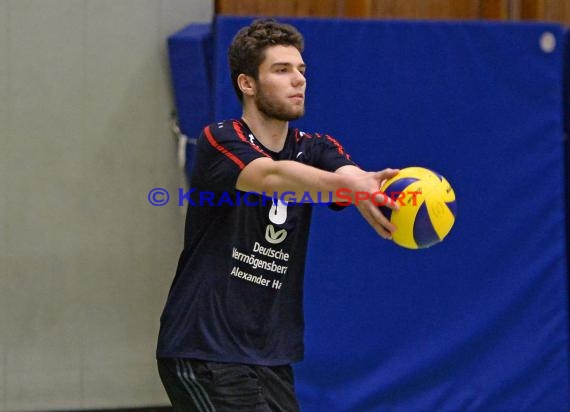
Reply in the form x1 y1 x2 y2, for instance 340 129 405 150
157 358 300 412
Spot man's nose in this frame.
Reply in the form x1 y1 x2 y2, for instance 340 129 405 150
292 70 306 87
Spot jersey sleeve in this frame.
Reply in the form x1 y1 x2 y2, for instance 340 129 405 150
304 132 356 172
191 121 270 192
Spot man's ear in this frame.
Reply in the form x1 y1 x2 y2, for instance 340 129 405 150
237 74 256 97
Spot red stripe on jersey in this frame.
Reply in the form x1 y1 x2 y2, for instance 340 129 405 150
326 135 345 155
233 121 269 157
232 120 249 143
204 126 246 169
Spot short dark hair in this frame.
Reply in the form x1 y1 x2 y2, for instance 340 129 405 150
228 19 305 103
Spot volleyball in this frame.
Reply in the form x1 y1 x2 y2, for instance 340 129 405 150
380 167 457 249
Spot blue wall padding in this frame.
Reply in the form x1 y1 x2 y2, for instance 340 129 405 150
168 16 569 411
563 30 570 134
168 23 213 138
562 29 569 288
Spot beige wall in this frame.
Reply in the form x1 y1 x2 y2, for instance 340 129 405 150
0 0 213 410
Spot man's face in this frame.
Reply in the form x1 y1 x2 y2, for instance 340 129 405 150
253 45 306 121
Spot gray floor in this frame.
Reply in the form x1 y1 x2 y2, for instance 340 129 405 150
45 408 171 412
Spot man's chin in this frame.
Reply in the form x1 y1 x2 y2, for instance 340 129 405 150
272 111 305 122
258 103 305 121
288 108 305 120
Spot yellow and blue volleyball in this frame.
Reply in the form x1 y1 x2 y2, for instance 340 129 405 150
379 167 457 249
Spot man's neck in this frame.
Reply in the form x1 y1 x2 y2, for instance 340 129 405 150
241 109 289 153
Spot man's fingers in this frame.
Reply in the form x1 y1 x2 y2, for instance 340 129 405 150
353 167 401 239
359 202 397 240
372 191 400 211
374 168 399 183
371 206 397 235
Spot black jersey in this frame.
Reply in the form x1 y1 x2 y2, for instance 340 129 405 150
157 119 355 365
